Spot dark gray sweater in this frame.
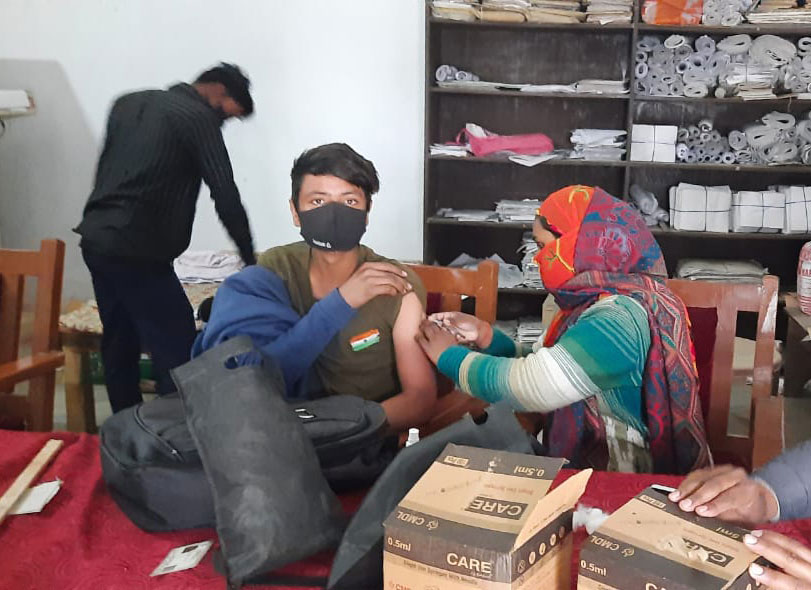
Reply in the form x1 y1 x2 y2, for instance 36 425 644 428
754 440 811 521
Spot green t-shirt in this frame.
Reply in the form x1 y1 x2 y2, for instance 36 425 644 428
257 242 426 402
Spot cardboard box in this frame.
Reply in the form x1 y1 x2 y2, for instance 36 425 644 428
578 486 765 590
383 443 592 590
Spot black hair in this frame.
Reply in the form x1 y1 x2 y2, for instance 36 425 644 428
195 62 254 116
290 143 379 211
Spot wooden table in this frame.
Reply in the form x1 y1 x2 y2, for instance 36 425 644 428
58 283 218 433
783 293 811 397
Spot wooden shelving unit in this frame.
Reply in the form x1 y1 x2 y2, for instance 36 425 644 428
424 7 811 317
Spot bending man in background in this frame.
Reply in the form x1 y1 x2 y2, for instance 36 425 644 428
75 63 256 413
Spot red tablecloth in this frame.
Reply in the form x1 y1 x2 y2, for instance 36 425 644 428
3 430 811 590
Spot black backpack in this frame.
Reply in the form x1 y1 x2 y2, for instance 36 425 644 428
100 389 394 532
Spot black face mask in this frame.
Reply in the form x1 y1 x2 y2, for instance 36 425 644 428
298 202 367 252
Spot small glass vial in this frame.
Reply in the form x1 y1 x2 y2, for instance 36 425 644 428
405 428 420 447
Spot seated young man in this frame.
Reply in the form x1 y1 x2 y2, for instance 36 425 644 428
193 143 437 431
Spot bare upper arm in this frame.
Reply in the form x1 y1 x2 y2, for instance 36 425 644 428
393 292 437 398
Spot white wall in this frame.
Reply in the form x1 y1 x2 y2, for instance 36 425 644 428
0 0 425 300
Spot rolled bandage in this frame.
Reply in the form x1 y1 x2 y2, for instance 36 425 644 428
684 69 712 85
715 87 727 98
710 130 722 143
688 125 701 140
798 37 811 56
708 51 731 75
636 62 650 79
690 54 708 69
675 45 693 60
661 73 677 85
670 79 685 95
797 120 811 143
750 35 797 67
700 131 712 143
636 51 648 63
435 64 459 82
764 141 799 163
745 124 780 149
721 12 743 26
664 35 687 50
638 36 662 52
684 82 709 97
676 143 690 160
762 111 796 131
728 130 748 150
686 151 698 163
677 59 692 74
718 34 752 56
677 128 690 142
696 35 717 56
721 151 736 164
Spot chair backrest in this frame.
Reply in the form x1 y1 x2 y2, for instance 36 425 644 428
666 275 779 469
406 260 498 324
0 239 65 368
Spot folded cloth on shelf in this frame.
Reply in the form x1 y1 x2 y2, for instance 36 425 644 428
676 258 767 282
732 190 786 233
669 183 732 233
173 250 244 284
630 124 678 162
777 185 811 234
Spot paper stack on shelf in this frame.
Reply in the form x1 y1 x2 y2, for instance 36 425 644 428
435 208 500 222
669 183 733 233
570 129 627 161
527 0 586 22
431 0 480 21
517 317 546 344
481 0 531 21
630 124 678 162
494 319 519 340
747 0 811 23
732 191 786 233
584 0 633 23
448 253 524 288
575 79 628 94
495 199 542 221
519 232 545 289
676 259 768 283
776 186 811 234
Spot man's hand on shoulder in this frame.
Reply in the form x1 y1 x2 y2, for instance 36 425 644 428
338 262 412 309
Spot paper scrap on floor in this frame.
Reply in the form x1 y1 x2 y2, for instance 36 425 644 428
151 541 214 576
10 479 62 515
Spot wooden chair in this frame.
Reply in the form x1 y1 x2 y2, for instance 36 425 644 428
0 239 66 431
407 260 498 434
667 275 781 470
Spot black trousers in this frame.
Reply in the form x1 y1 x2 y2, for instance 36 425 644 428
82 249 196 413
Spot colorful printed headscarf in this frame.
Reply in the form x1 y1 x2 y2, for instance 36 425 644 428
538 186 710 474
